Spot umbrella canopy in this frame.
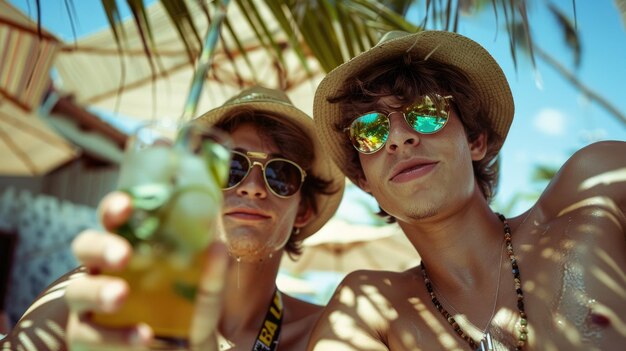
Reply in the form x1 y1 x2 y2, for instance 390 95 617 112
53 0 324 121
0 100 77 176
0 1 77 175
0 0 59 112
281 219 420 275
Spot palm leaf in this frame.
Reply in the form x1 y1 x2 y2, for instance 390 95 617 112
159 0 202 63
547 2 581 67
42 0 625 126
531 164 558 183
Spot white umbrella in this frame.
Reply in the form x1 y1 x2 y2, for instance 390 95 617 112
281 219 420 275
53 0 324 121
0 100 77 176
0 2 77 175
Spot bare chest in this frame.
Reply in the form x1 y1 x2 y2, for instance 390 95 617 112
383 211 625 350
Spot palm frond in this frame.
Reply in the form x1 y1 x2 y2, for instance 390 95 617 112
531 164 558 183
547 2 581 67
159 0 202 63
44 0 625 126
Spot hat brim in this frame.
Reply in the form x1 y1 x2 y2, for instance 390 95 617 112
314 30 514 184
197 98 345 240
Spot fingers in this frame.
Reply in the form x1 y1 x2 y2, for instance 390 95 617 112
189 242 229 347
74 191 134 272
64 275 152 350
72 230 131 271
65 274 153 350
65 276 128 314
65 191 149 350
98 191 133 231
67 313 153 351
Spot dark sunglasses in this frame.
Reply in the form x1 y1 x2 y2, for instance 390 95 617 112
224 150 307 198
345 94 452 154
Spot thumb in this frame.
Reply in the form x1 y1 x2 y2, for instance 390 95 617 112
189 241 229 350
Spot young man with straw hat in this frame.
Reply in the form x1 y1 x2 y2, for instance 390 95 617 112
308 30 626 350
0 86 344 350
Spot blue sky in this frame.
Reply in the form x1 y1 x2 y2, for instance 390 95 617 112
10 0 626 218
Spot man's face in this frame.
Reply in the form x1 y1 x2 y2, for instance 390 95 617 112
356 95 487 223
219 122 309 261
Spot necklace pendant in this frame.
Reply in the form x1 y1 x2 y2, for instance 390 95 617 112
476 332 494 351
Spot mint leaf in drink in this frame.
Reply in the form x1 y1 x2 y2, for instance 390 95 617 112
173 281 198 302
128 183 173 211
116 183 173 245
135 215 160 240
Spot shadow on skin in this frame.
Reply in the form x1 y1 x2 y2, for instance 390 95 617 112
310 145 626 350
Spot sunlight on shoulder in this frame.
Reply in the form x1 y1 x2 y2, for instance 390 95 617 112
557 197 622 225
579 168 626 191
327 310 386 349
338 286 356 307
361 285 398 320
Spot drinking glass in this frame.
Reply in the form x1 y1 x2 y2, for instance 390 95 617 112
92 120 231 349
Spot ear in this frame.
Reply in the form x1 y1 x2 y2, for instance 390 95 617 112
469 132 488 161
294 202 314 229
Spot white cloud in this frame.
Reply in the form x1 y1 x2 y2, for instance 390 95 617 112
533 108 566 136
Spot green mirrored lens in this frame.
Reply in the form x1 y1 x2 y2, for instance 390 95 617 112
349 112 389 153
405 94 449 134
406 114 448 134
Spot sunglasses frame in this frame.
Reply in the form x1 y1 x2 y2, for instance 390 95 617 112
345 94 453 154
223 150 307 198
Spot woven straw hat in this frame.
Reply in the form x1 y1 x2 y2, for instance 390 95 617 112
196 86 345 239
314 30 514 183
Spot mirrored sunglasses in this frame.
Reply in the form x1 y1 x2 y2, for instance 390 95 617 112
345 94 452 154
224 150 307 198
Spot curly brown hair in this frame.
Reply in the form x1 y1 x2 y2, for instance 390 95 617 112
329 55 502 222
215 108 336 257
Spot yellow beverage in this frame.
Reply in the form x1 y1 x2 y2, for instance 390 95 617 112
92 122 230 346
93 247 204 338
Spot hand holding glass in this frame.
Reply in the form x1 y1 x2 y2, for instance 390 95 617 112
92 120 231 348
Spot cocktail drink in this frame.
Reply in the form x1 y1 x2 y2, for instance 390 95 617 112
92 120 231 348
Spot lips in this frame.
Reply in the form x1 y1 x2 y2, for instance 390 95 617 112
389 158 438 182
224 206 272 220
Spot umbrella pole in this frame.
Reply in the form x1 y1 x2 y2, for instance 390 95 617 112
180 0 232 123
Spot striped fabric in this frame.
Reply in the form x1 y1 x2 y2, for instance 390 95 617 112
0 16 59 112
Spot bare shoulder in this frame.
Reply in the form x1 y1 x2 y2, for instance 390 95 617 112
566 140 625 164
517 140 626 251
330 269 412 306
535 140 626 222
307 269 416 351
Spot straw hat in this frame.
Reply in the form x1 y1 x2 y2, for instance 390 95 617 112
314 30 514 182
196 86 345 239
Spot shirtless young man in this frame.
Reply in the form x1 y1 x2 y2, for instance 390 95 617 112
0 86 344 350
308 30 626 350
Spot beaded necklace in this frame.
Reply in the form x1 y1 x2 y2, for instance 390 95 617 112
419 213 528 351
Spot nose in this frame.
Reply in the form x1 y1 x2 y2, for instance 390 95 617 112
385 112 419 153
235 164 268 199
